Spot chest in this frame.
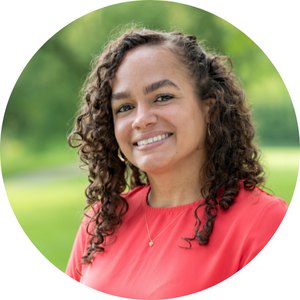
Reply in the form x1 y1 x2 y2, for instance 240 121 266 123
79 208 244 299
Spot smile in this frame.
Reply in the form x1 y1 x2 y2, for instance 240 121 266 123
136 133 172 146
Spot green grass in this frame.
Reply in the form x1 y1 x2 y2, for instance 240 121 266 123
4 176 87 272
2 147 299 272
1 138 79 176
260 147 299 204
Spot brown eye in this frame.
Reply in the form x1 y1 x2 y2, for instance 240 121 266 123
156 94 173 102
117 104 134 113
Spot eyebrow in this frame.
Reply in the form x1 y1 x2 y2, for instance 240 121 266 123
111 91 131 101
143 79 179 94
111 79 179 102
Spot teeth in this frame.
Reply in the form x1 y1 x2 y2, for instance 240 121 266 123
137 134 170 146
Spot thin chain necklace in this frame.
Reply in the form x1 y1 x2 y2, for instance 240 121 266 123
144 199 192 247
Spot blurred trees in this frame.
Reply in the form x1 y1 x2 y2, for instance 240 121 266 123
1 1 298 174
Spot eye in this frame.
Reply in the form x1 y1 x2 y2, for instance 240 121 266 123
156 94 174 102
116 104 134 113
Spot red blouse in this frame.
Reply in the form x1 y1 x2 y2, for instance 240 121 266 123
66 183 288 299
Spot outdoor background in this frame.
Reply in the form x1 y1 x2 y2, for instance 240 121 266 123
1 1 299 273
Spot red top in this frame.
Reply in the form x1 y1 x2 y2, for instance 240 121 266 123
66 183 288 299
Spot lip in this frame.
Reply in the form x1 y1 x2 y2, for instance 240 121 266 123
133 131 173 151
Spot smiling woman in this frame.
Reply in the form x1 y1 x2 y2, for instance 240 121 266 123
111 45 211 179
66 28 288 299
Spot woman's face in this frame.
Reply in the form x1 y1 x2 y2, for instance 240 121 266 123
111 45 211 175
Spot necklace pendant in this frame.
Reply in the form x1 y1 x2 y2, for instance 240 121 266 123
149 240 154 247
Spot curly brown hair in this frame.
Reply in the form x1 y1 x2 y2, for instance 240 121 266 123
68 27 265 268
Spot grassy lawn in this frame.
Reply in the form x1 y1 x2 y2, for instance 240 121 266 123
4 176 87 272
0 138 79 176
2 147 299 272
260 147 299 203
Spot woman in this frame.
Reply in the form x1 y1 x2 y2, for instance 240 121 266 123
66 28 288 299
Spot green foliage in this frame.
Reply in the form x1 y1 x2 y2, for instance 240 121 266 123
1 1 297 168
253 101 299 146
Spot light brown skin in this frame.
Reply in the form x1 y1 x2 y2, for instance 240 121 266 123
111 45 213 208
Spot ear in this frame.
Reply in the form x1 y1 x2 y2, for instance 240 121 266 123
202 98 216 123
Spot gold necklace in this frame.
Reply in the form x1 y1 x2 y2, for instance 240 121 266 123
145 201 191 247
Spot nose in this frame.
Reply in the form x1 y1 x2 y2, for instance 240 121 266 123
132 104 157 129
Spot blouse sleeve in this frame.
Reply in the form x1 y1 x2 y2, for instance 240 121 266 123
239 196 288 269
65 215 90 281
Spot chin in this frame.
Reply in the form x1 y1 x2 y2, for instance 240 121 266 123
131 152 176 174
136 160 172 175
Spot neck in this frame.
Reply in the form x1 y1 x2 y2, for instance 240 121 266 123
146 163 205 208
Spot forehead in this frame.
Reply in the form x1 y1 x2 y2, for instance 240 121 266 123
111 45 191 92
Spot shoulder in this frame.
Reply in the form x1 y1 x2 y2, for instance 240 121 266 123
224 182 288 234
82 185 150 224
232 183 288 268
218 182 288 233
235 183 288 214
122 184 150 206
122 184 150 197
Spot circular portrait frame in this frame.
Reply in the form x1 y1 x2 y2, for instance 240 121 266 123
1 1 299 299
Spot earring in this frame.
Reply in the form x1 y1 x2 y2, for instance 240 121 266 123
118 148 128 163
207 123 211 137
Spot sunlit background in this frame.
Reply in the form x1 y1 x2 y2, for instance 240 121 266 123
1 1 299 272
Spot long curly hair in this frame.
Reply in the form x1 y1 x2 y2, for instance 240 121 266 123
68 27 265 268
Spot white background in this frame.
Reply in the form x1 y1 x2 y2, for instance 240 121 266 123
1 0 299 299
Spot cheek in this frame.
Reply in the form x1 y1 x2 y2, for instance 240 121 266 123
114 118 131 149
185 108 208 139
113 122 123 146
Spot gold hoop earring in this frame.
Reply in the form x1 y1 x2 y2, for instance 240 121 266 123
118 148 128 163
207 123 211 137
